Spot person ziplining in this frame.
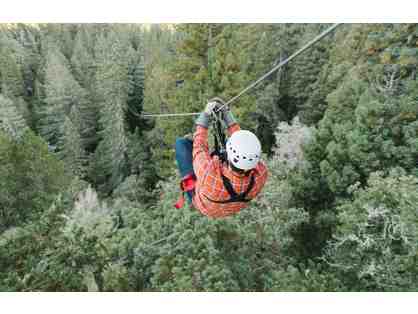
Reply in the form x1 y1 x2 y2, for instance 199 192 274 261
174 98 268 218
143 23 342 220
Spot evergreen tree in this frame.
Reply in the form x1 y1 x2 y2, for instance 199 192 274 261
0 35 25 99
71 26 96 89
211 24 256 129
93 32 132 193
38 24 76 60
0 31 31 127
59 107 86 178
142 25 179 178
0 94 28 140
324 171 418 291
167 24 222 138
40 46 88 151
287 24 332 125
2 23 418 293
286 23 418 261
248 24 318 151
70 27 100 151
0 130 67 231
126 55 150 133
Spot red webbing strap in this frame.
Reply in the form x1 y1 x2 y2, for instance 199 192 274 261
174 174 196 209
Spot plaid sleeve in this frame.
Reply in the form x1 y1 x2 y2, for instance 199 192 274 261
251 161 269 198
192 125 211 179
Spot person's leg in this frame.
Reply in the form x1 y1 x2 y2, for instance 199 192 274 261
175 138 195 202
175 138 194 177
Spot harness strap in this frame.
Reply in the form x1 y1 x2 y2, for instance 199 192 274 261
210 111 227 162
174 173 196 209
205 173 256 204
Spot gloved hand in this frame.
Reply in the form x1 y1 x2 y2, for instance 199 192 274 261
208 97 237 127
195 97 236 128
209 97 228 113
204 101 220 116
195 100 219 128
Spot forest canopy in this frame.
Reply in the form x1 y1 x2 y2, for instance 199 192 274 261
0 23 417 292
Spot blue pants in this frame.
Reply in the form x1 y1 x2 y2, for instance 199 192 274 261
175 138 195 202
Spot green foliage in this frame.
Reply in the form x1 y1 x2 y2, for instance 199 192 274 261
1 23 417 292
40 46 88 148
0 33 26 98
313 68 418 196
0 130 67 231
59 108 86 177
113 130 159 203
93 31 135 193
269 263 343 292
0 94 28 140
324 171 418 291
284 25 418 267
69 26 99 151
70 26 96 89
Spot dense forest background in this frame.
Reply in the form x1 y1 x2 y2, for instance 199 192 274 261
0 23 417 292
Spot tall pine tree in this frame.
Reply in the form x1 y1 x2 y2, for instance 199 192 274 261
92 32 132 193
0 94 28 140
40 46 88 151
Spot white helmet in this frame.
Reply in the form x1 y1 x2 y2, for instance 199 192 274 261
226 130 262 171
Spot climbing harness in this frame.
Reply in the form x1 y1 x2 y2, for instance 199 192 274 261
204 173 255 204
210 107 227 162
207 105 257 204
142 23 342 118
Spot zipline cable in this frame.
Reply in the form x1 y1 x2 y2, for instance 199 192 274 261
218 23 341 111
142 23 342 118
142 112 201 117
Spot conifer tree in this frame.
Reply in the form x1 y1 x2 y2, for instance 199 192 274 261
0 32 32 126
286 24 418 262
0 36 25 99
93 32 131 193
287 24 332 125
40 46 88 150
0 94 28 140
70 27 100 151
59 107 86 177
0 129 66 231
210 25 256 129
38 24 76 60
168 24 222 135
126 54 148 133
71 27 96 89
141 25 179 178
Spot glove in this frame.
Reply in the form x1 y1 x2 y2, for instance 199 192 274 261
222 108 237 127
209 97 228 113
204 101 220 116
208 97 236 126
195 100 219 128
196 97 236 128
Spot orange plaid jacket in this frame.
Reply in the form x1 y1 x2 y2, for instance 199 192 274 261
192 123 268 218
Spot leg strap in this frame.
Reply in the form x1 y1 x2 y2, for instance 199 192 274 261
174 173 196 209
